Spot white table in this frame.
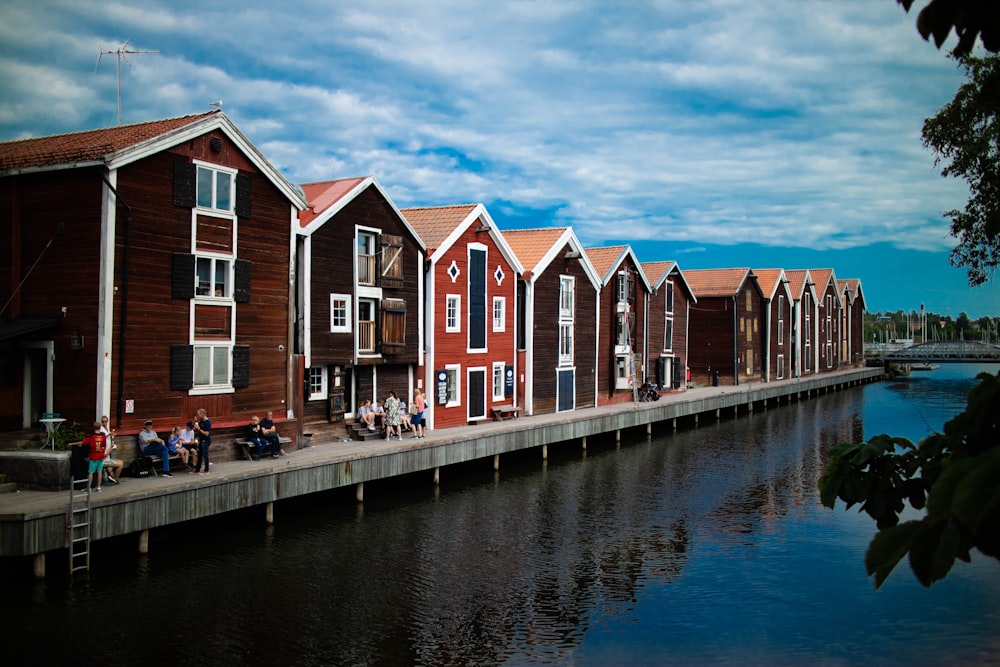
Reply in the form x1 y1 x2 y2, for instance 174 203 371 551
39 417 66 450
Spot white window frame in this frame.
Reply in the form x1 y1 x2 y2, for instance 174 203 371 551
559 276 575 319
778 295 785 346
195 162 236 214
492 296 506 332
558 322 574 366
663 315 674 352
308 366 328 400
445 363 461 407
776 354 785 380
330 293 352 333
195 254 232 300
664 280 674 314
192 343 232 392
492 362 505 401
446 294 461 333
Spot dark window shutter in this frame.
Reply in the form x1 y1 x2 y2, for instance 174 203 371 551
170 345 194 391
232 345 251 388
469 369 486 419
173 161 196 208
234 260 252 303
172 254 196 299
469 248 486 349
236 172 252 218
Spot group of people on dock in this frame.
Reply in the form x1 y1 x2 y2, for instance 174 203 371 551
357 388 427 440
245 410 287 460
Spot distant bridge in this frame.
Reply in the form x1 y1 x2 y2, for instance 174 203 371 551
882 340 1000 364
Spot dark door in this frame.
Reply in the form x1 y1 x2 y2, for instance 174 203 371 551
557 368 575 412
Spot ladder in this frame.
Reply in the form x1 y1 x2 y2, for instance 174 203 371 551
622 303 640 403
68 474 91 574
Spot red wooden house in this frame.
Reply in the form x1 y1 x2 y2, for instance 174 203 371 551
640 261 696 391
0 112 306 443
297 177 425 433
808 269 842 373
838 278 867 367
752 269 794 382
401 205 523 429
584 246 651 404
783 270 818 378
504 227 600 415
684 268 764 386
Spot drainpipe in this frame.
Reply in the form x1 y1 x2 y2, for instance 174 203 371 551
733 295 739 386
102 176 131 430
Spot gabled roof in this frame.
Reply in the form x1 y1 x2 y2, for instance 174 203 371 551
752 269 791 301
838 278 867 310
504 227 601 290
783 269 812 301
583 245 652 292
809 268 842 308
0 111 306 209
401 204 524 274
298 176 426 251
640 260 697 303
683 268 754 298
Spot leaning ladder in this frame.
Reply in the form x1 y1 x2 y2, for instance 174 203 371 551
623 305 640 403
68 475 91 574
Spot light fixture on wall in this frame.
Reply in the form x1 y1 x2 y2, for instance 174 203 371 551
69 331 85 350
474 224 490 233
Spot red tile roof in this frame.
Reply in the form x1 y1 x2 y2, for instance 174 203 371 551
0 112 220 171
503 228 569 273
783 269 811 299
684 268 751 297
400 204 478 256
752 269 785 299
584 245 628 282
300 177 369 226
640 261 677 288
809 268 835 293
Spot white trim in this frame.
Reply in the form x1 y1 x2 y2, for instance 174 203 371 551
21 340 55 428
492 296 506 332
492 361 506 402
330 293 352 333
445 363 462 408
96 168 116 420
555 366 576 412
308 365 329 401
467 243 488 354
467 366 488 421
446 294 461 333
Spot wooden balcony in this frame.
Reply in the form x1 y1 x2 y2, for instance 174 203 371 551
358 254 376 286
358 320 376 353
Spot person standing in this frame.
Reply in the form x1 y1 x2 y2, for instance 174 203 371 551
412 388 426 439
384 391 401 440
194 408 212 474
82 421 109 492
99 415 124 485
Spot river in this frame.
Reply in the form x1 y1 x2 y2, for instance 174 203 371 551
2 365 998 666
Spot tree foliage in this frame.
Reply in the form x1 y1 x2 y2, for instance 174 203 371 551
819 371 1000 588
898 0 1000 57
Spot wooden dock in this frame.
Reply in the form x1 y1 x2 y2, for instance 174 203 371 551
0 368 881 576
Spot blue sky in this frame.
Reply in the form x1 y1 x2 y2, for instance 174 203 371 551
1 0 996 318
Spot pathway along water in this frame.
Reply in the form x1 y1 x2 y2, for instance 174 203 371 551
2 365 998 665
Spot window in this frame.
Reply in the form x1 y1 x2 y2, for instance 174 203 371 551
445 364 460 406
358 231 376 286
308 366 328 400
358 299 376 353
746 348 754 376
776 354 785 380
194 344 230 388
381 234 404 281
746 319 753 342
381 298 406 347
559 276 574 319
493 297 506 332
826 296 833 342
777 296 784 345
559 323 574 364
492 362 505 401
616 272 628 304
196 256 231 298
663 317 673 351
745 289 752 311
469 246 487 351
664 280 674 313
330 294 351 332
197 164 234 213
446 295 461 332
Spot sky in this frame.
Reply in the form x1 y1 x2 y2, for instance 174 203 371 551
1 0 996 319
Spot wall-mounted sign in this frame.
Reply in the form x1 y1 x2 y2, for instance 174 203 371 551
436 370 448 405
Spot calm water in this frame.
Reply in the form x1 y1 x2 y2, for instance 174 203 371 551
3 365 999 666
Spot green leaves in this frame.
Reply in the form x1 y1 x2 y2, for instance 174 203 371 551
820 371 1000 589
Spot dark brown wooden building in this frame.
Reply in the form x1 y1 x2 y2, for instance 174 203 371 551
640 261 696 391
584 246 651 405
297 177 425 433
684 268 764 387
838 278 867 367
809 269 842 373
0 112 307 439
753 269 794 382
505 227 600 414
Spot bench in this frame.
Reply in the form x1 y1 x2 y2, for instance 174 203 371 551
134 436 184 476
491 405 521 421
236 436 292 461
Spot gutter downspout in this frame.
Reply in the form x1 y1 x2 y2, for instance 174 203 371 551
102 175 131 430
763 298 771 383
733 295 739 386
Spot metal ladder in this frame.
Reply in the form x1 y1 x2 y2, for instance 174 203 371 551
68 474 91 574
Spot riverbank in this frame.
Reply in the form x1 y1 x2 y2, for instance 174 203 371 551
0 368 881 576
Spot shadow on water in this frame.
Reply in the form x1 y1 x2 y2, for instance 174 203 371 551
2 367 999 666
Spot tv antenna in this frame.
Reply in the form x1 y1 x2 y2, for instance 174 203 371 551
96 39 160 125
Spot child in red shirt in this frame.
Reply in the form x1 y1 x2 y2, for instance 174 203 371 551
82 421 108 492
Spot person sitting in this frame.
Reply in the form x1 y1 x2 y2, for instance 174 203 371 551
372 401 385 433
259 410 284 457
138 419 172 477
358 400 376 431
166 426 190 466
179 421 199 470
399 401 412 432
246 415 266 460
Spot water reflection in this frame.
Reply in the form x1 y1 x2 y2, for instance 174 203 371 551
2 368 998 666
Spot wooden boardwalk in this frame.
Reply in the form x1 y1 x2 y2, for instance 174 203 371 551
0 368 881 576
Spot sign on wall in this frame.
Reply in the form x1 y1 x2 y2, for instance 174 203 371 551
436 370 448 405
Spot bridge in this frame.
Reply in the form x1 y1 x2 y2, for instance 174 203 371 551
882 340 1000 364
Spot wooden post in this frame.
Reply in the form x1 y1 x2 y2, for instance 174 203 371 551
715 408 720 421
264 502 274 525
138 529 149 555
356 482 364 503
582 436 587 451
646 423 652 436
672 417 677 431
493 454 500 472
615 429 621 443
541 444 548 460
433 467 440 486
33 553 45 579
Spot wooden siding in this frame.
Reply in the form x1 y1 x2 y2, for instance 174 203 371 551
645 271 691 390
594 255 647 403
687 283 763 386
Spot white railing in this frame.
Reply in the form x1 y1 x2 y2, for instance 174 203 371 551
358 254 376 286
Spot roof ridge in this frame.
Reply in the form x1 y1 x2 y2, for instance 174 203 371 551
0 111 218 146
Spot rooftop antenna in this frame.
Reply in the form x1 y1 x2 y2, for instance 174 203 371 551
96 39 160 125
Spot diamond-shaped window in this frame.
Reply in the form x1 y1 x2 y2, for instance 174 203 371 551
494 265 505 286
448 260 461 283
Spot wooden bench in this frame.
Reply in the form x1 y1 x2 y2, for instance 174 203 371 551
491 405 521 421
236 436 292 461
